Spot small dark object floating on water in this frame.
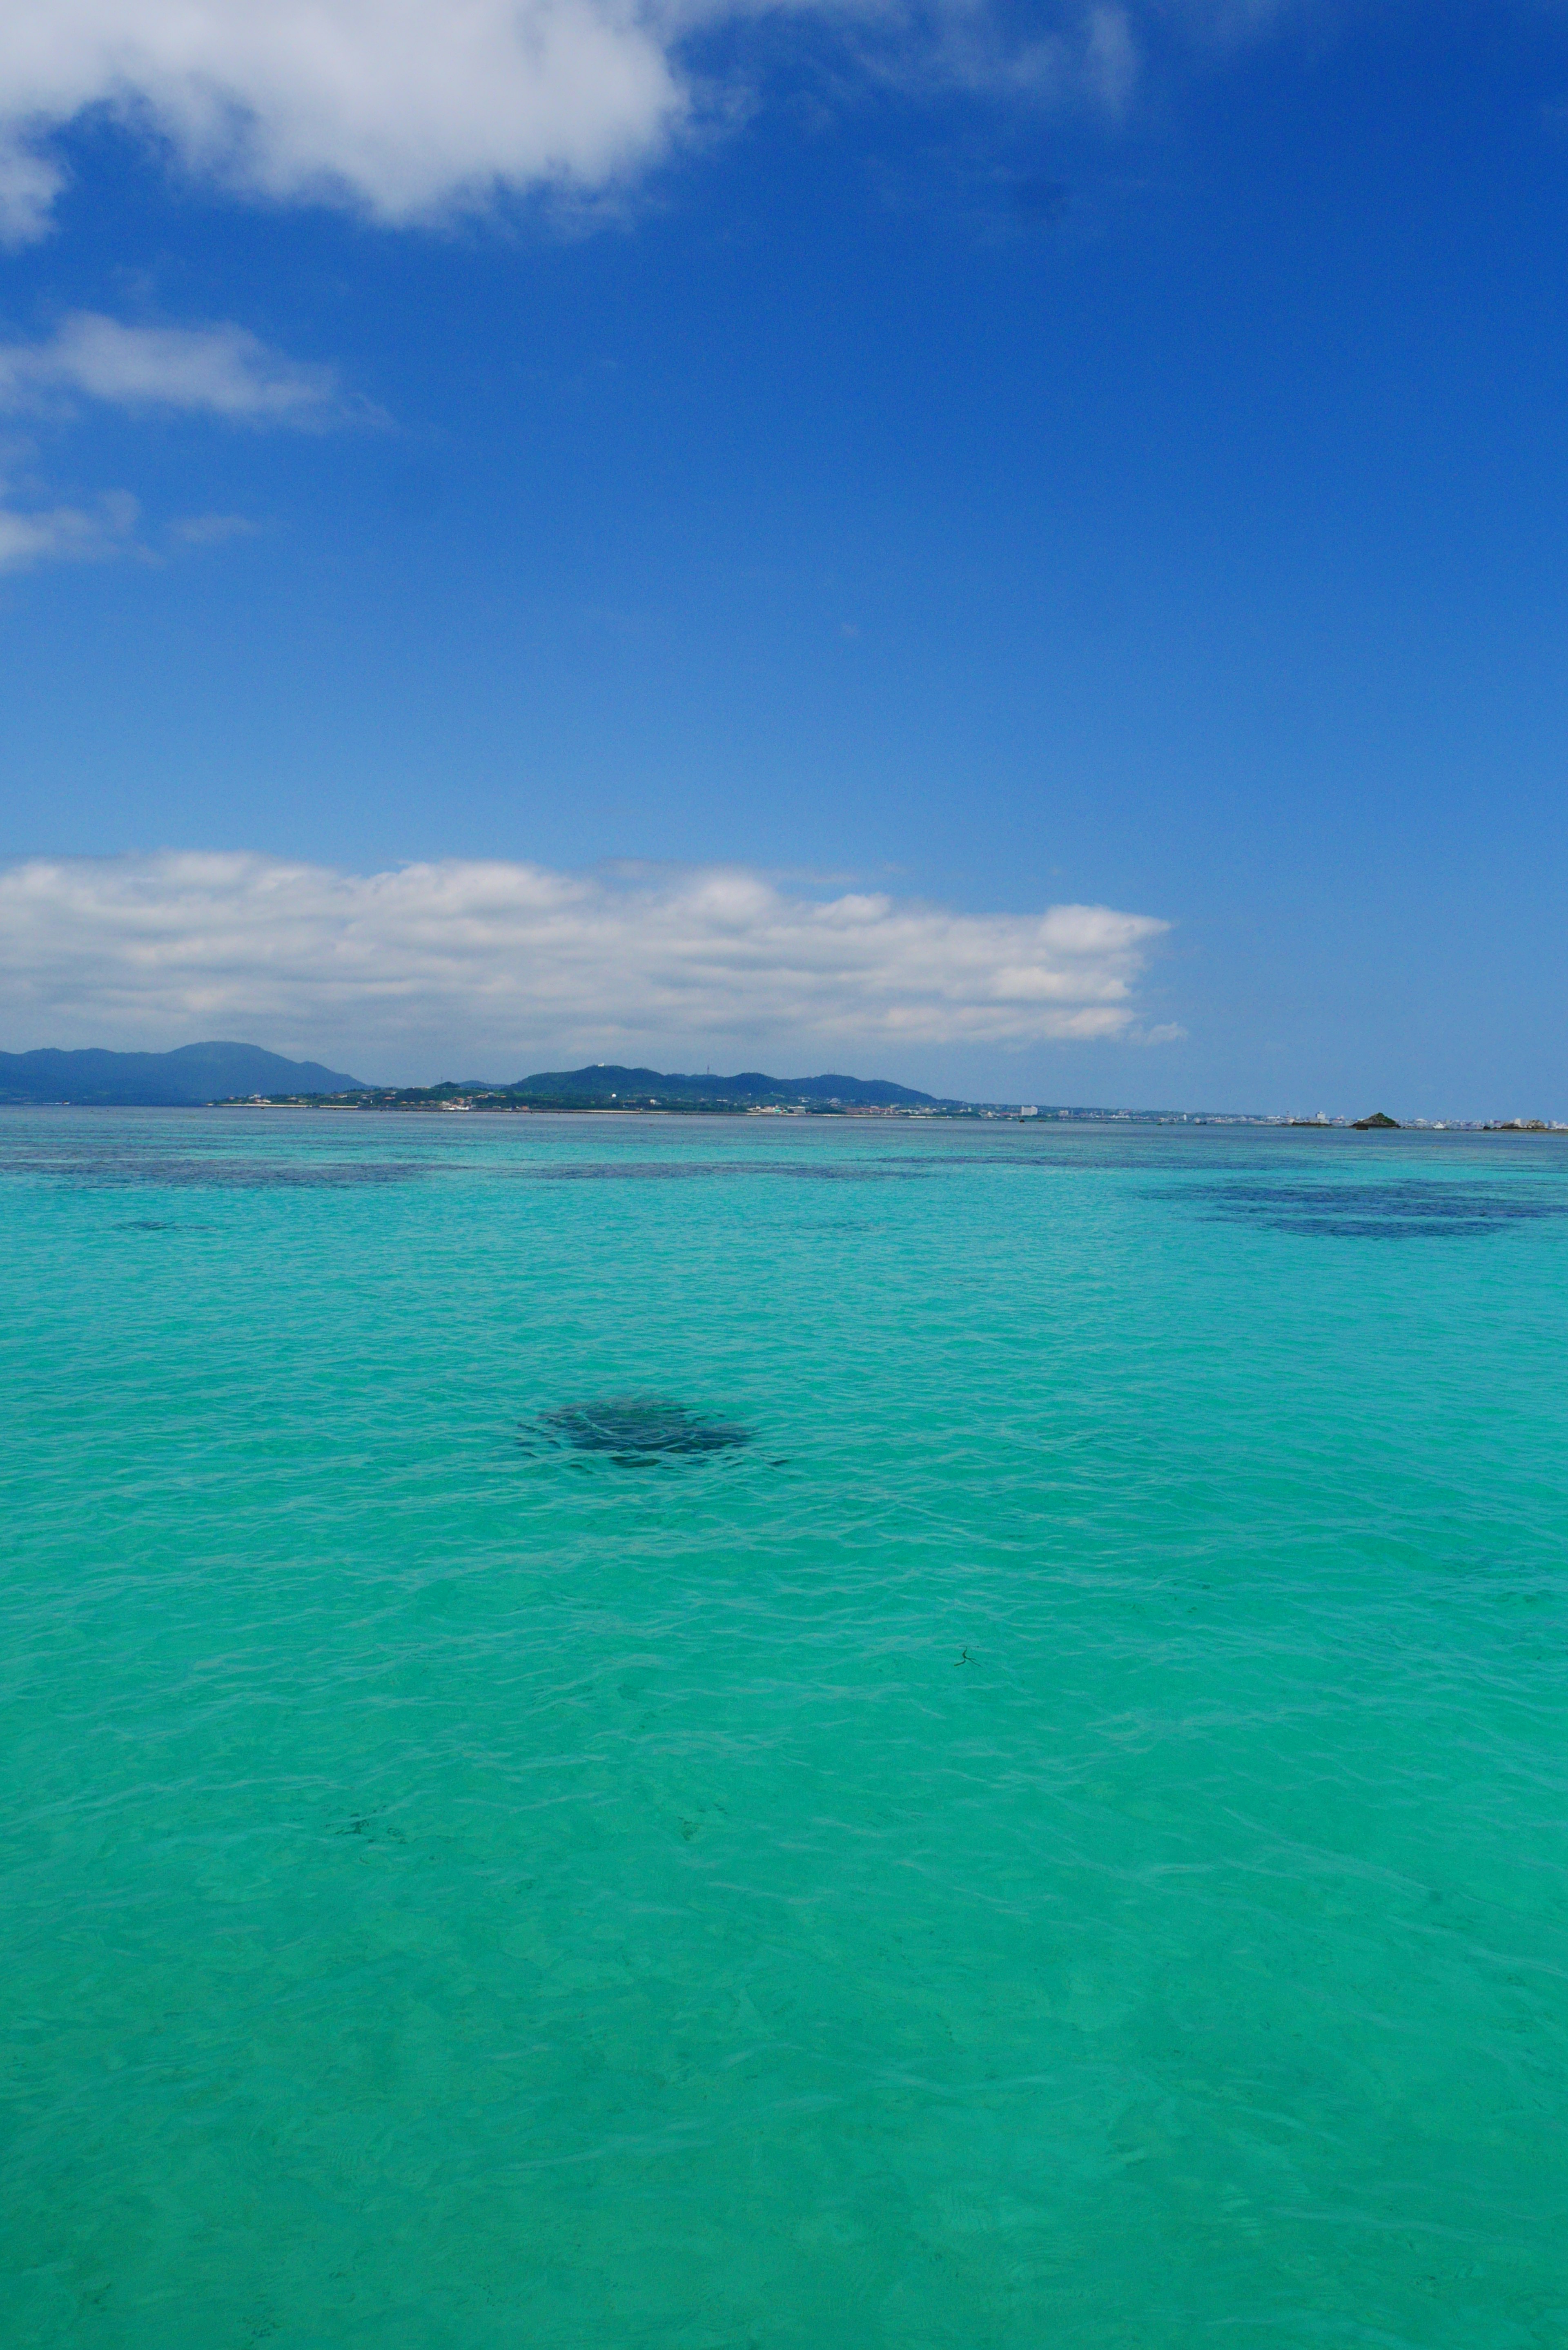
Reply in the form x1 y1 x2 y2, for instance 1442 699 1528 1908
532 1396 751 1461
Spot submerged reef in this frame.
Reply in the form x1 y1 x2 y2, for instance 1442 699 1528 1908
1196 1178 1567 1241
532 1397 752 1462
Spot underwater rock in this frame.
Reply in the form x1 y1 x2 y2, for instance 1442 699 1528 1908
533 1396 751 1461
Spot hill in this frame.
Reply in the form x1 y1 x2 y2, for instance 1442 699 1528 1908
0 1042 367 1106
510 1065 944 1107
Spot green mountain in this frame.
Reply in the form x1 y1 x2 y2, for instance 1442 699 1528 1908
0 1042 366 1106
509 1065 945 1107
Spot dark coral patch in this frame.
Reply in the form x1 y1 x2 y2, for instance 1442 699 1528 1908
532 1397 751 1461
1195 1180 1568 1240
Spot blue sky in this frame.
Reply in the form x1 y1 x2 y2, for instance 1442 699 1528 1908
1 0 1566 1113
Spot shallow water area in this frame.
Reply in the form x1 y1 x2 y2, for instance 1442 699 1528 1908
3 1107 1567 2348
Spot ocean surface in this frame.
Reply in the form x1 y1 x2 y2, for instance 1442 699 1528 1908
3 1107 1566 2349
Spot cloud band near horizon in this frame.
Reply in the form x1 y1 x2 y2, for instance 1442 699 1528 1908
0 853 1173 1077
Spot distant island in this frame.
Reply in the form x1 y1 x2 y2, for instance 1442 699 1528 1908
224 1062 969 1114
1 1044 1563 1128
0 1042 365 1106
456 1065 948 1109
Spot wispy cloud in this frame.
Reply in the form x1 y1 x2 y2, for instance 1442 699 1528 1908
168 512 262 546
0 316 348 425
873 0 1140 112
0 487 137 572
0 852 1170 1068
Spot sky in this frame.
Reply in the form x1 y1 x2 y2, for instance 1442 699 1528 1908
1 0 1566 1115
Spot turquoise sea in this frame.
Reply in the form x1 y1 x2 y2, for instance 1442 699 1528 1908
3 1107 1566 2348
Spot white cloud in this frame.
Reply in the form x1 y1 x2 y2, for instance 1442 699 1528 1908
0 0 1303 244
0 320 349 571
0 315 345 424
0 0 690 243
0 0 1336 245
0 851 1169 1072
0 487 137 571
0 138 62 245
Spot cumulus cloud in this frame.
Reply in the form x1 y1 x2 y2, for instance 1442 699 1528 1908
0 0 689 243
0 315 346 424
0 487 137 571
0 0 1303 243
0 851 1169 1070
0 0 1333 245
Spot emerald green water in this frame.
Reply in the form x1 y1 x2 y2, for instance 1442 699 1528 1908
3 1109 1566 2347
